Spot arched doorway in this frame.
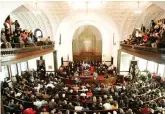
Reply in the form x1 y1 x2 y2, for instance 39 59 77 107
72 25 102 61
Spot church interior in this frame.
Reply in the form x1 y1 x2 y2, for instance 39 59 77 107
1 1 165 114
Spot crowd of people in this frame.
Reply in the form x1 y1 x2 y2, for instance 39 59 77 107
1 16 53 48
1 61 165 114
56 61 117 80
122 18 165 48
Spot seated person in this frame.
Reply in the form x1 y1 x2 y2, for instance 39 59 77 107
45 36 54 45
75 103 83 111
19 35 25 48
27 33 36 47
104 74 111 79
103 102 111 110
73 84 79 92
89 65 94 75
93 71 98 78
74 77 79 84
139 104 151 114
86 90 93 97
110 101 118 110
23 108 36 114
124 73 132 81
74 71 79 76
107 64 115 74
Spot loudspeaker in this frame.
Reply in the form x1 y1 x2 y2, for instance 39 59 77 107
111 56 113 64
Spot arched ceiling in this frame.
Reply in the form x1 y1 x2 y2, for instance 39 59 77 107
121 3 164 40
73 25 102 40
10 5 53 38
1 1 165 41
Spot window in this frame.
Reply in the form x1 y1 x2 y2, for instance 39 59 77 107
135 57 147 71
10 64 17 76
120 52 133 71
21 61 28 71
147 61 158 73
120 71 129 76
158 64 165 77
43 53 54 71
17 63 22 76
28 57 40 70
1 66 9 80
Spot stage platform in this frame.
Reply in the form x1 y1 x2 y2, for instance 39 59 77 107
64 75 117 85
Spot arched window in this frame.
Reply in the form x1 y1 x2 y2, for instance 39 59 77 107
34 28 43 37
33 28 43 41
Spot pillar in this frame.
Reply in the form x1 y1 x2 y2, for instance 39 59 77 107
117 50 121 74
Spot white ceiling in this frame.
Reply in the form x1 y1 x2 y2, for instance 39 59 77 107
7 1 165 40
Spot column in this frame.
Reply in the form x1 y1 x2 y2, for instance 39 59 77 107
117 50 121 74
53 51 57 72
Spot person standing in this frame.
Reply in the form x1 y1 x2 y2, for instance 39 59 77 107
14 20 20 31
141 24 146 33
1 30 11 48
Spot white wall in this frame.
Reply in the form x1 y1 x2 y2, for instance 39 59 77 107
43 53 54 71
0 2 54 39
28 57 40 71
55 12 120 68
0 1 24 29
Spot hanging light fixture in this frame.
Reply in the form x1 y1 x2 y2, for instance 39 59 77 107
134 2 142 14
32 2 41 14
70 0 101 10
85 1 89 15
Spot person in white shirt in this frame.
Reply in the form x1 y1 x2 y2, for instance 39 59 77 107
93 96 97 103
38 36 46 42
27 35 36 47
1 31 11 48
138 32 142 37
103 102 111 110
46 83 55 88
15 92 22 97
33 99 43 108
75 103 83 110
63 86 68 91
151 42 157 48
34 84 41 92
80 92 86 97
135 30 139 38
74 71 79 76
162 24 165 29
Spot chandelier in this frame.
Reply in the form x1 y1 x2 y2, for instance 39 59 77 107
134 2 142 14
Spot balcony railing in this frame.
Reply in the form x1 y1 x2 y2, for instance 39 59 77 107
1 44 54 56
120 42 165 54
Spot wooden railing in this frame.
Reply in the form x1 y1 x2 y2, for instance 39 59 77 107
120 42 165 54
1 44 54 56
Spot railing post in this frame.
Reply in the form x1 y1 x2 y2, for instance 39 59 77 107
117 49 121 74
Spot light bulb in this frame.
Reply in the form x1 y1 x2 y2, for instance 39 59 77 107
134 9 142 14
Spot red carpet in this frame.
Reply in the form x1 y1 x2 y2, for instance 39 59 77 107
96 75 104 80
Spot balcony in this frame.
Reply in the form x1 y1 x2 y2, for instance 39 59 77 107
120 43 165 63
1 44 55 66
